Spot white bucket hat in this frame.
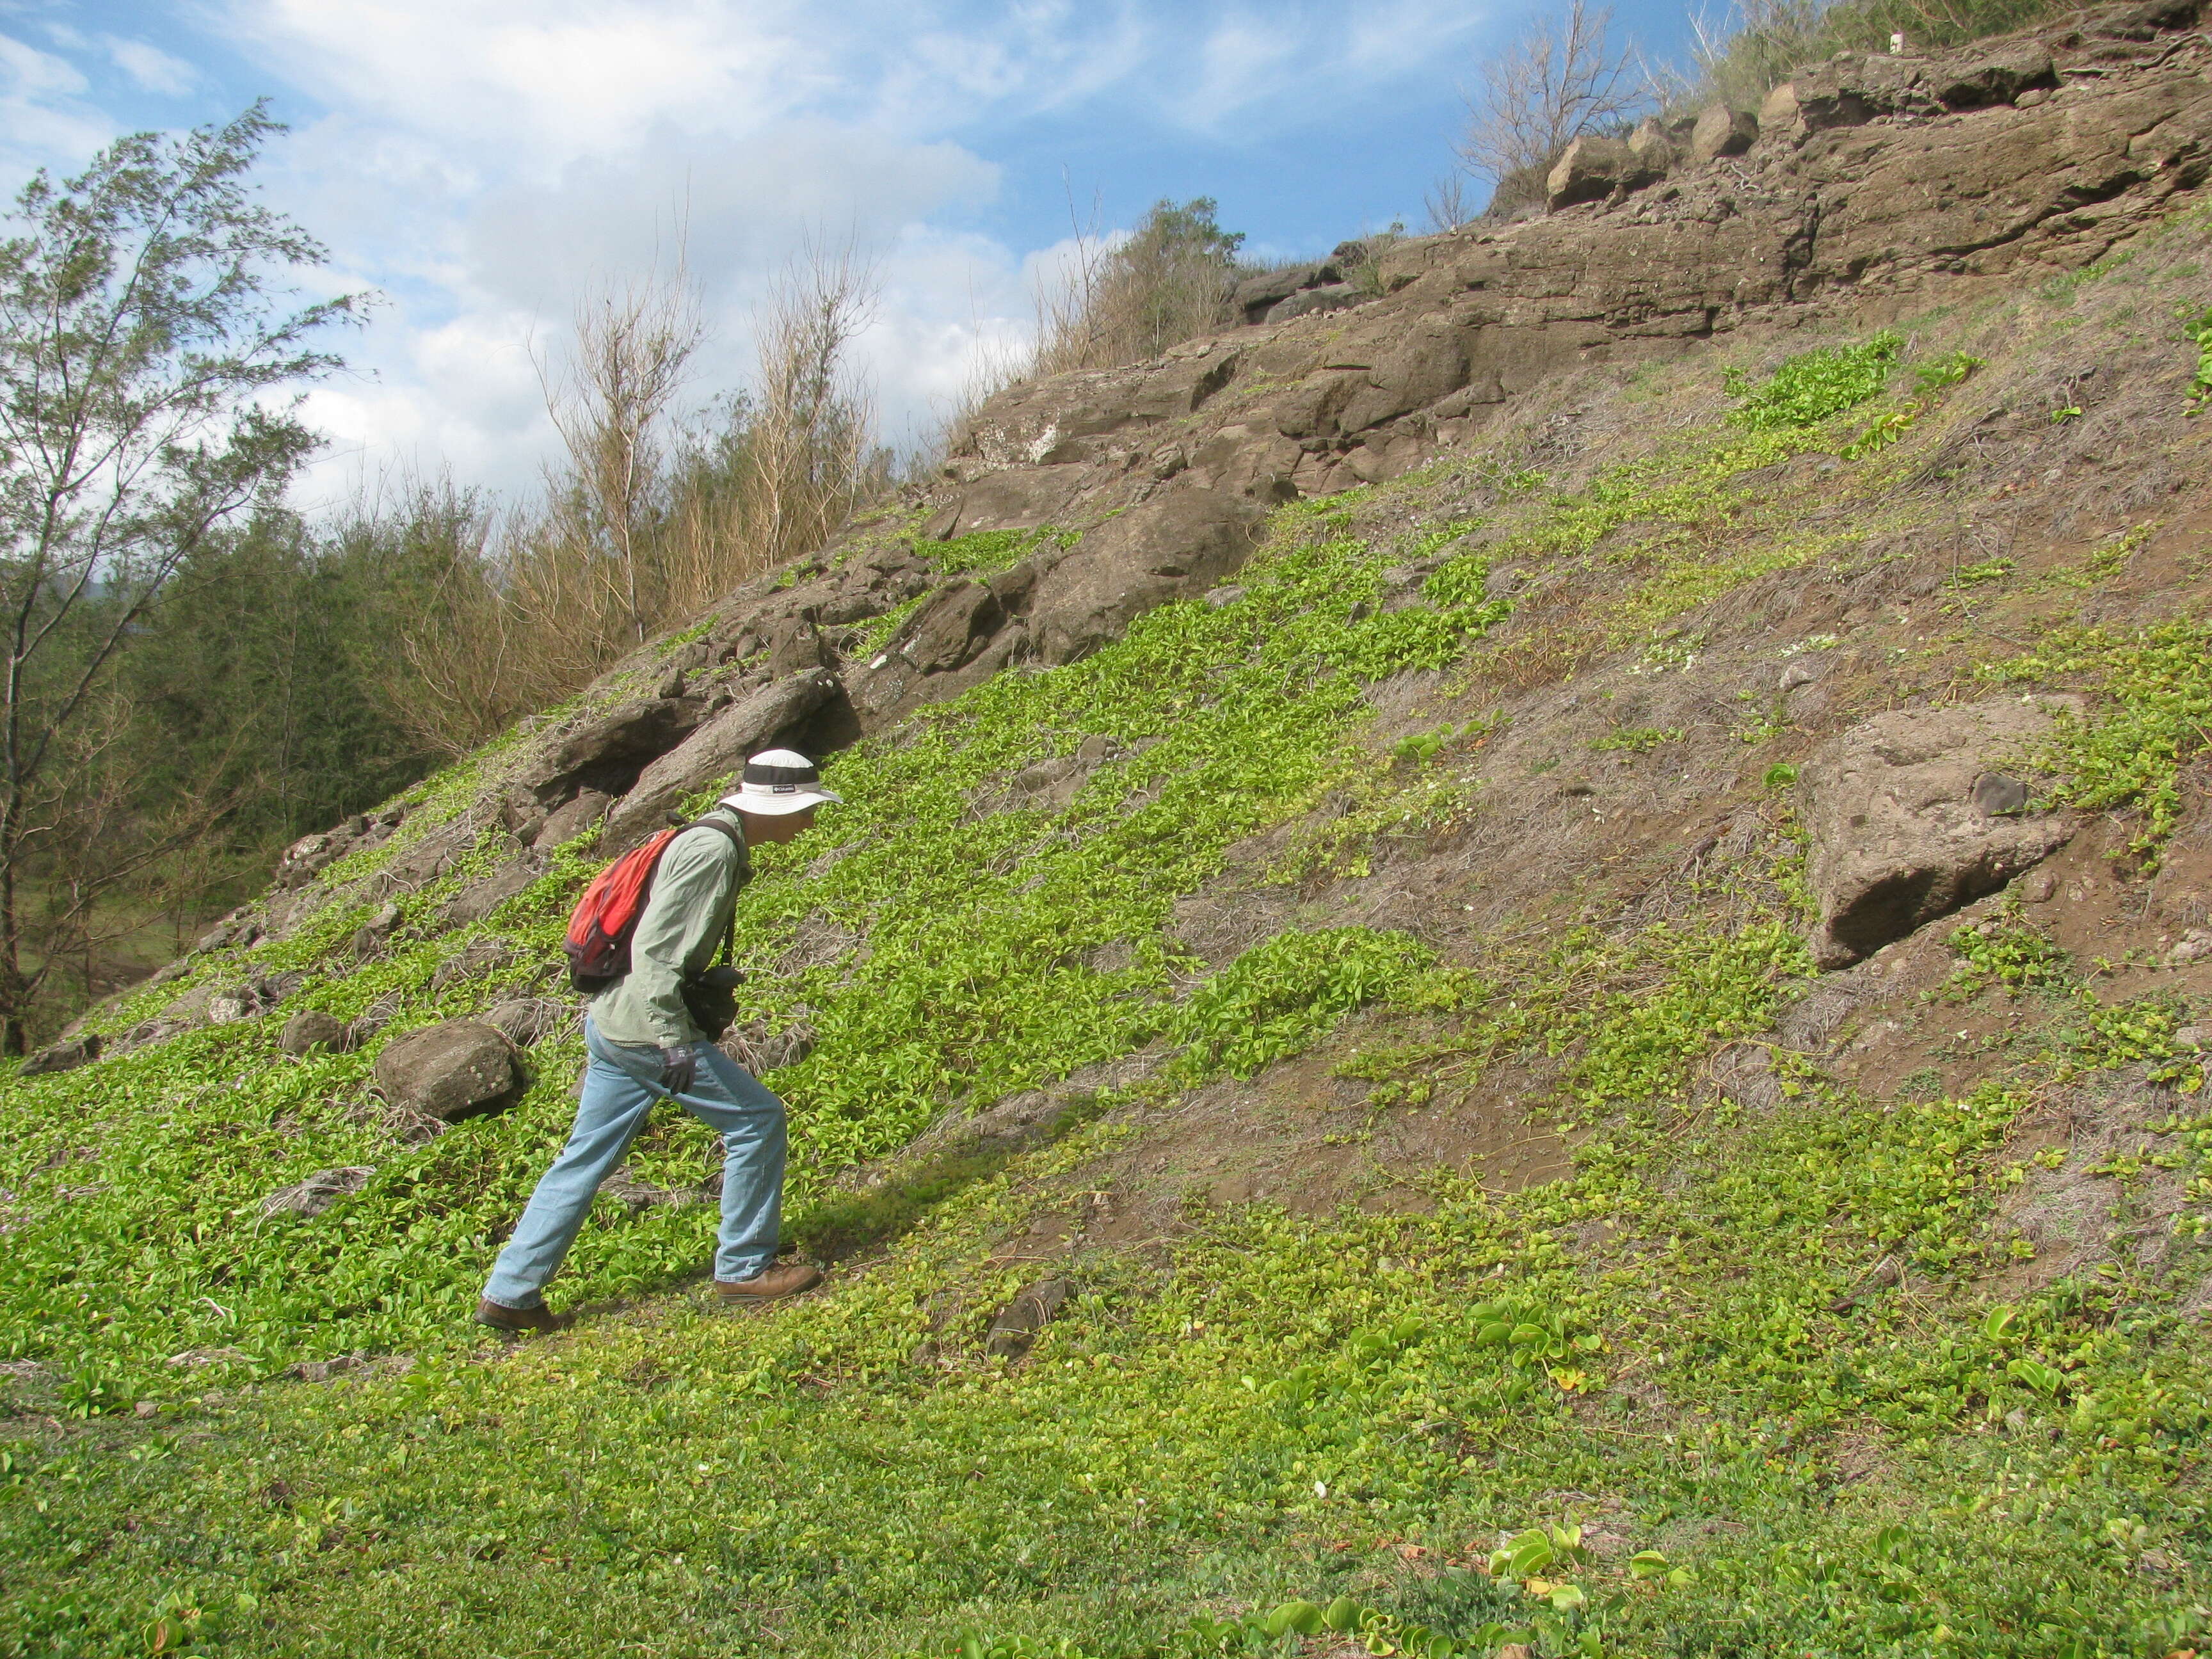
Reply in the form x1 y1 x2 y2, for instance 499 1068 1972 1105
720 748 842 816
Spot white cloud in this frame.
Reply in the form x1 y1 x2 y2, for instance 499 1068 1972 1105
167 0 1489 506
103 36 198 95
0 30 111 177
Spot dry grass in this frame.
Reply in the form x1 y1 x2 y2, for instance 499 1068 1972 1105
373 250 885 757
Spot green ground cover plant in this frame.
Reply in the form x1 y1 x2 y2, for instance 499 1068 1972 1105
1724 331 1902 431
6 285 2212 1656
6 883 2205 1656
0 497 1515 1409
1985 617 2212 865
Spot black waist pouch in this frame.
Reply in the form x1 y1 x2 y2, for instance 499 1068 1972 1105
680 965 745 1041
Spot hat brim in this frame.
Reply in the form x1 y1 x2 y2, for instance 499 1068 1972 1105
721 787 842 817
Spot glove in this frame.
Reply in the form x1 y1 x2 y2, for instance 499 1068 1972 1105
657 1045 698 1095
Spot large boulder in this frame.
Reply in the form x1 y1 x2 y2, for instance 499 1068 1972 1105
600 669 842 851
890 581 1006 675
1232 261 1334 324
1800 697 2080 968
1029 489 1264 666
373 1020 524 1122
1690 104 1759 161
1544 135 1664 210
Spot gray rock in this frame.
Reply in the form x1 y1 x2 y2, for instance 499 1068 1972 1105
438 859 537 929
1971 772 2031 816
1690 104 1759 162
278 1011 351 1056
1800 697 2080 968
1202 584 1247 608
260 1166 374 1219
600 669 842 852
1233 262 1331 322
485 997 565 1047
1265 284 1365 325
1338 318 1482 433
361 901 403 939
1935 42 2055 109
929 466 1087 538
987 1278 1070 1359
19 1034 100 1077
373 1020 524 1122
1013 757 1077 794
892 581 1005 675
533 789 613 850
1546 134 1663 209
1030 489 1265 666
1626 116 1679 169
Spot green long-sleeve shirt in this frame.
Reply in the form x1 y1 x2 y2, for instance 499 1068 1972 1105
587 806 751 1048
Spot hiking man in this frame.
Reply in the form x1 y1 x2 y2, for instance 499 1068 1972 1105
476 748 839 1332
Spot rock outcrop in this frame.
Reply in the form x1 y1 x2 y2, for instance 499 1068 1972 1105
158 0 2211 1007
373 1020 525 1122
1800 698 2081 968
600 668 844 852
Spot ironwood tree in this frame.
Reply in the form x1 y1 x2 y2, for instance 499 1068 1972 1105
0 103 356 1050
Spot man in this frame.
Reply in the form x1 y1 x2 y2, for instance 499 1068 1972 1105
476 748 839 1332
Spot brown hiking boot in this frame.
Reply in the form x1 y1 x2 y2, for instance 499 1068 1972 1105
715 1262 823 1302
475 1297 573 1334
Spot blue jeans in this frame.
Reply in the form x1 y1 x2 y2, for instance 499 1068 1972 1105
482 1018 789 1308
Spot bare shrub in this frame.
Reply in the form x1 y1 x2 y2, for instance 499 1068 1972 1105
1424 173 1478 235
1454 0 1650 214
1032 198 1246 376
540 273 705 650
738 245 881 577
371 251 883 757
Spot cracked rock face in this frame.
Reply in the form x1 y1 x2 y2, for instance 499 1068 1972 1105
1799 696 2082 968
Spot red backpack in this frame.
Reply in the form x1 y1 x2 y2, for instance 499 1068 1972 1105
562 819 742 992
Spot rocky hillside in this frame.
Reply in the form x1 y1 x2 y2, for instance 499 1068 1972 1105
6 8 2212 1655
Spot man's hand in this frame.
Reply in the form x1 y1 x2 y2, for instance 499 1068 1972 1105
658 1045 698 1095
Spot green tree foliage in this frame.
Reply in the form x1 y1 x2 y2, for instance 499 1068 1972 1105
115 508 438 915
1034 198 1249 374
0 104 357 1045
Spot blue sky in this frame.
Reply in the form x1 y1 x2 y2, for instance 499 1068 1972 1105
3 1 1700 504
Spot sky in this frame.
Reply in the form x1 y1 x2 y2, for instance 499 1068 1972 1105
1 0 1700 511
